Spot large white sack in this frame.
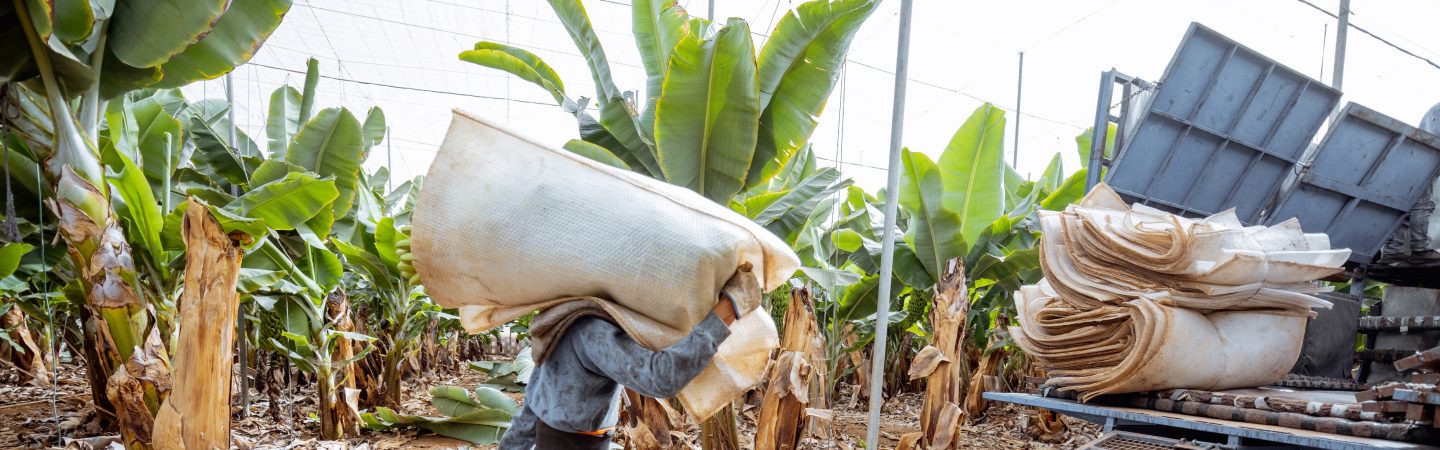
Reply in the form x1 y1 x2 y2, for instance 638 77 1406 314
411 110 799 419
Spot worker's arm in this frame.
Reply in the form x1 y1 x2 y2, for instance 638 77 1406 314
574 268 755 398
497 401 537 450
572 310 732 399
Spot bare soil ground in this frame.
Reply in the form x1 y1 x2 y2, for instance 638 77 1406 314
0 365 1097 449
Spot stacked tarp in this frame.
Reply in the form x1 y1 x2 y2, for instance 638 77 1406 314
1013 184 1350 401
412 110 800 420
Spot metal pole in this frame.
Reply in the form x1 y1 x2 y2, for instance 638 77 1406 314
227 73 250 416
866 0 915 448
1085 70 1116 191
1013 51 1024 168
386 126 393 192
707 0 715 20
1332 0 1349 90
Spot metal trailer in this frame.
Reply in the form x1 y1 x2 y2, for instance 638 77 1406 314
991 22 1440 450
985 392 1439 450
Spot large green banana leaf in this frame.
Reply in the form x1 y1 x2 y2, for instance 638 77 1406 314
753 167 851 242
562 139 629 170
151 0 291 88
286 108 363 218
632 0 694 140
937 103 1006 246
1041 169 1088 211
459 42 659 175
900 149 966 284
297 58 320 124
108 0 228 68
459 42 567 104
227 172 338 231
1075 123 1116 169
362 106 386 151
655 18 760 203
545 0 654 174
1 3 96 98
48 0 97 44
187 99 263 186
129 96 183 194
750 0 876 188
267 85 302 157
102 147 165 270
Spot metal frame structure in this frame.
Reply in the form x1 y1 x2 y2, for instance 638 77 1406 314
1092 22 1440 265
1101 23 1344 223
985 392 1439 450
1266 103 1440 262
1085 68 1151 190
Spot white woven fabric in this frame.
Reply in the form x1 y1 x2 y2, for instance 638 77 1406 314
1013 184 1348 400
412 110 799 420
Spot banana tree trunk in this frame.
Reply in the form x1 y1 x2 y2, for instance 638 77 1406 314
12 2 172 447
1 305 50 386
319 289 361 440
755 287 823 450
699 404 740 450
913 259 967 450
153 204 244 450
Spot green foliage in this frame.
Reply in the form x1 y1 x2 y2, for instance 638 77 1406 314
361 386 516 445
461 0 876 203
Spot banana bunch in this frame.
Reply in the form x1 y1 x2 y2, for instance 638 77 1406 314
395 225 420 286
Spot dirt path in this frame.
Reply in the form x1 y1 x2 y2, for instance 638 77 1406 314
1 364 1096 449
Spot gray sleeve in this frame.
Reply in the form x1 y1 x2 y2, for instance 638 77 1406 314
497 402 537 450
574 313 732 399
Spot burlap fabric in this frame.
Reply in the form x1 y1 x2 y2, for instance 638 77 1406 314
412 110 797 420
1013 184 1348 401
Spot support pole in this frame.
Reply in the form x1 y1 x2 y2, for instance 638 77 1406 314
1332 0 1349 90
1013 51 1024 168
1085 70 1117 191
386 127 393 192
708 0 715 20
866 0 915 448
226 73 250 416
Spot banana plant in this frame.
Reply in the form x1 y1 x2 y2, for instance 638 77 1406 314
337 172 444 409
2 0 291 447
460 0 876 204
208 60 385 440
788 104 1091 401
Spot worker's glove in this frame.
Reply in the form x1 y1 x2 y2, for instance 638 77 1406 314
720 262 762 318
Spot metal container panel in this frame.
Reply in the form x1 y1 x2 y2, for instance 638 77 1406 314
1265 103 1440 263
1105 23 1342 223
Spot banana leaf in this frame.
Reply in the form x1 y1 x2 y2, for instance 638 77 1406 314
151 0 292 88
286 108 363 217
655 18 760 203
937 103 1006 246
750 0 876 188
226 172 338 231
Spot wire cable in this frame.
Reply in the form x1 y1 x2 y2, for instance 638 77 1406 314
245 62 559 106
1292 0 1440 72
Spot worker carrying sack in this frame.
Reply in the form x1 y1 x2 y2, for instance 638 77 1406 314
411 110 801 420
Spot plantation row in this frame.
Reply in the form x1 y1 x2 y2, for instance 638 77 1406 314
0 0 1101 448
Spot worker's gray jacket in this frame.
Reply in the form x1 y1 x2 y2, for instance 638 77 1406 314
498 313 731 449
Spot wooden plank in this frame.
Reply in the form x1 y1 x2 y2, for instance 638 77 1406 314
1362 400 1411 414
1393 389 1440 406
1409 373 1440 384
1396 346 1440 372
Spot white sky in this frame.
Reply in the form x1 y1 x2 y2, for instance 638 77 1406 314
181 0 1440 192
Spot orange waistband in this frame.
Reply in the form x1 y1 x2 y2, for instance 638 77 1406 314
574 427 615 437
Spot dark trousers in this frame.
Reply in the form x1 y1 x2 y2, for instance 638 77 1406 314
534 419 612 450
